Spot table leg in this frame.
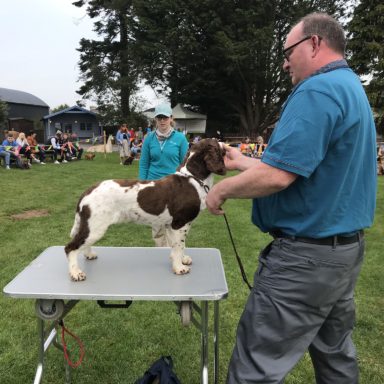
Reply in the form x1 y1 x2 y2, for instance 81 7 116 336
214 301 219 384
33 318 45 384
201 301 209 384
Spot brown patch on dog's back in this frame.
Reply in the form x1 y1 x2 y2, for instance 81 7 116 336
137 175 201 229
65 205 91 254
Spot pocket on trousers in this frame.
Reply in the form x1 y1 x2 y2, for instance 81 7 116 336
255 240 349 310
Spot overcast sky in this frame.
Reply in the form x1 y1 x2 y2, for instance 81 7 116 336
0 0 159 110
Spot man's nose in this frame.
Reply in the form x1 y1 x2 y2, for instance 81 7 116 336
282 59 290 72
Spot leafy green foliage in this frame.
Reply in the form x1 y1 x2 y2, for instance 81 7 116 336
348 0 384 136
50 103 70 113
74 0 139 124
133 0 350 136
0 99 8 129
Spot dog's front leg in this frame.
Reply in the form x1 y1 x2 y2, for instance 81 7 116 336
167 224 191 274
67 250 86 281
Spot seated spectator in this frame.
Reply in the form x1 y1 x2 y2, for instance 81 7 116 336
240 137 252 156
70 133 84 160
62 133 77 161
27 131 46 164
47 130 67 164
16 132 38 165
130 138 142 157
254 135 267 158
2 134 23 168
0 143 11 169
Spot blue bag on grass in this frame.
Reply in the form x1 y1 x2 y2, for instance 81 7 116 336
134 356 181 384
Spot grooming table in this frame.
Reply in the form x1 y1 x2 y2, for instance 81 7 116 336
3 246 228 384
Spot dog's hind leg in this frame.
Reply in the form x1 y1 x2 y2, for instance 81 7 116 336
65 205 110 281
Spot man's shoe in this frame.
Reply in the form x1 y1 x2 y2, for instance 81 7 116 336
40 162 46 165
62 159 68 163
54 160 60 164
6 165 10 170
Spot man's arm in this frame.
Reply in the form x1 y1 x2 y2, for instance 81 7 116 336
206 154 297 215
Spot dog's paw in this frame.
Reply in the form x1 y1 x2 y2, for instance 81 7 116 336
85 252 98 260
182 255 192 265
70 270 86 281
173 265 190 275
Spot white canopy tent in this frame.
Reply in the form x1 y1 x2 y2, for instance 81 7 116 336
143 103 207 134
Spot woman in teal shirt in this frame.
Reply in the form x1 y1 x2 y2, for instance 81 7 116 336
139 103 189 181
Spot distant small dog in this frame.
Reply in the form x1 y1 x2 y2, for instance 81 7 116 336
123 154 135 165
85 153 95 160
21 159 31 169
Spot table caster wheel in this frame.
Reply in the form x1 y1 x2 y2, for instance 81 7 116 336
180 301 191 326
35 299 65 320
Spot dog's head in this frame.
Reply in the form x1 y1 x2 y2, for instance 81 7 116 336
182 138 226 180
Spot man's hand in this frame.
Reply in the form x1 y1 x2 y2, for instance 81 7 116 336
206 183 226 215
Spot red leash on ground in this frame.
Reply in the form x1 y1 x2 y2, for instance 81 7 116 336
60 320 85 368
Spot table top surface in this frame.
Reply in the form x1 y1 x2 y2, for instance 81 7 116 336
3 246 228 301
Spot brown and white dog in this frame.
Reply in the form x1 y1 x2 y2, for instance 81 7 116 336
84 153 95 160
65 138 226 281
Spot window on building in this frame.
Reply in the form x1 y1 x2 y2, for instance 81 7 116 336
87 122 93 130
64 124 72 133
80 123 86 131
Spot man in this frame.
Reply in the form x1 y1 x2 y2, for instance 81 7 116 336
206 13 376 384
48 130 67 164
1 134 23 169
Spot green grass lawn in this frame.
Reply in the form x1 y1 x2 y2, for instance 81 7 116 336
0 154 383 384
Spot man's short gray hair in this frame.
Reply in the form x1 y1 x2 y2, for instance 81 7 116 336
298 13 346 56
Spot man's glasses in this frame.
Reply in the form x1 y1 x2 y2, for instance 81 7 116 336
283 35 322 62
156 115 170 120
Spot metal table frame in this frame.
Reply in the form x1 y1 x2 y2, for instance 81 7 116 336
3 246 228 384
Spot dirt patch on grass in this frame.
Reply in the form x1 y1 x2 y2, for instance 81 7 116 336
10 209 50 220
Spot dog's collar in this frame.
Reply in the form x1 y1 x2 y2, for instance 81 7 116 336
175 171 210 193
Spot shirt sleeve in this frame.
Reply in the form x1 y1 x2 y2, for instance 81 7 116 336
262 89 342 178
138 134 151 180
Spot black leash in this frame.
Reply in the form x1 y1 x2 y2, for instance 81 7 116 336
223 213 253 291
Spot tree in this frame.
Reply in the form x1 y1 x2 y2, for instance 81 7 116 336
51 104 70 113
0 99 8 130
73 0 139 124
347 0 384 136
133 0 349 137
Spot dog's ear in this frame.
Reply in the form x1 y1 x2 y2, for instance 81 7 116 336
204 141 226 175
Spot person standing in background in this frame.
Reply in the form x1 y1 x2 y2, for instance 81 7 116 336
115 124 131 165
139 103 189 245
139 103 188 181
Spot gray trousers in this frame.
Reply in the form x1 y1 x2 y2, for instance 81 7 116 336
227 237 364 384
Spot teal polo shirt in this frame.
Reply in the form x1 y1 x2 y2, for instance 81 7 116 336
252 65 377 237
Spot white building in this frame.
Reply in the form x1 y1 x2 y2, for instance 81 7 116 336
143 103 207 134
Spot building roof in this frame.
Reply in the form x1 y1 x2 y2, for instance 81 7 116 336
43 105 97 120
143 103 206 120
172 104 206 119
0 87 49 107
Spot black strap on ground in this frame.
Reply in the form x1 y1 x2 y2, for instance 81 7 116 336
223 213 253 291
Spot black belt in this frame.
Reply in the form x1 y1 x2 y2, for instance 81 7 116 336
269 230 364 246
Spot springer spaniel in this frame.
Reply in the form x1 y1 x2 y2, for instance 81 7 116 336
65 138 226 281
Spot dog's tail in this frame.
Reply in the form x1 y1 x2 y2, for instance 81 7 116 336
70 213 81 238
